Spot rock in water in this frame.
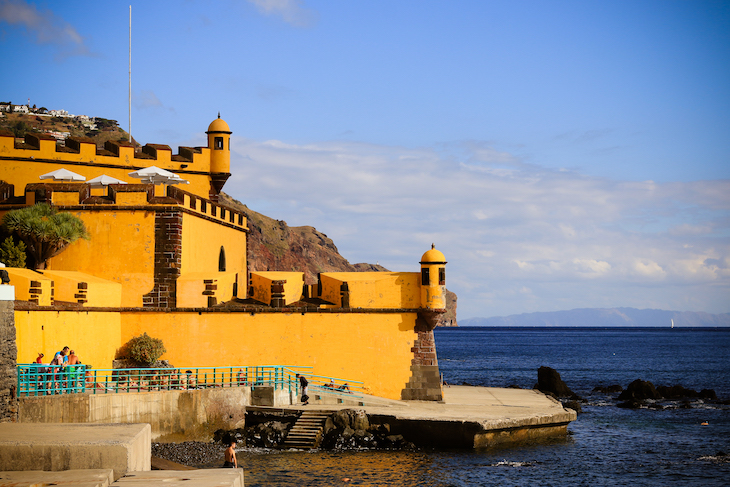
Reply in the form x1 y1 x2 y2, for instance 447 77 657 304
618 379 662 401
535 366 580 399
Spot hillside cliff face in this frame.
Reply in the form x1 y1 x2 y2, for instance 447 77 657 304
220 193 457 326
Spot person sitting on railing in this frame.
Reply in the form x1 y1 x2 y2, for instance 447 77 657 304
338 383 351 393
49 349 67 392
35 353 44 364
324 379 335 389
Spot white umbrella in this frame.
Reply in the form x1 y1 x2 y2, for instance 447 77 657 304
128 166 189 185
87 175 128 187
39 168 86 181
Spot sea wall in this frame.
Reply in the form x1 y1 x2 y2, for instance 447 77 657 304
19 387 253 439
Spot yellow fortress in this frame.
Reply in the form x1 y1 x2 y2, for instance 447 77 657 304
0 117 447 401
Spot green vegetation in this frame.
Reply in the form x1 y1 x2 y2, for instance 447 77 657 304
126 333 166 366
0 237 27 268
2 203 90 269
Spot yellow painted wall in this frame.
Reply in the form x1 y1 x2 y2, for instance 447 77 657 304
0 134 214 199
120 311 418 399
15 310 122 369
250 272 304 305
180 212 247 280
5 268 53 306
320 272 421 309
48 209 155 307
39 270 122 307
177 271 238 308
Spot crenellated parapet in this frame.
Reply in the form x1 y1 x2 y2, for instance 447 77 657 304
0 116 233 200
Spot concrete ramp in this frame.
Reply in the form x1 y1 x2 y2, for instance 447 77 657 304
0 469 114 487
113 469 244 486
0 423 151 481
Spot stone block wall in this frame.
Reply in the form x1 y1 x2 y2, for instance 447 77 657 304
0 299 18 422
143 209 183 307
401 315 443 401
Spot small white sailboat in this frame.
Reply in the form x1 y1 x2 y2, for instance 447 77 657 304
671 318 674 329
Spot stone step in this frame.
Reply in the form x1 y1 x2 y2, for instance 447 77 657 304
281 410 330 450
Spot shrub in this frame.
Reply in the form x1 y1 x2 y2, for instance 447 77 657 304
0 236 26 268
127 332 166 366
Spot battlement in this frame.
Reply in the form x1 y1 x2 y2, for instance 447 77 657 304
0 131 212 171
0 182 248 231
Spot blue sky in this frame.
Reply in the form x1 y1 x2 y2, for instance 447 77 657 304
1 0 729 319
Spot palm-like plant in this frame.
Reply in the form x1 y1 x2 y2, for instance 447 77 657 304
2 203 90 269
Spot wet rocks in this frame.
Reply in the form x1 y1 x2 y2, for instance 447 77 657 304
245 421 289 448
320 409 415 451
618 379 662 402
534 366 582 400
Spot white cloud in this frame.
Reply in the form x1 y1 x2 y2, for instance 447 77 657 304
226 136 730 318
247 0 318 27
0 0 92 58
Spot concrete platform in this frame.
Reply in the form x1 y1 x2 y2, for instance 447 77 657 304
113 469 244 486
283 385 578 448
0 423 151 480
0 469 114 487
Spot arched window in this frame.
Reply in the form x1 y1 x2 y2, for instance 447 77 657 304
219 246 226 272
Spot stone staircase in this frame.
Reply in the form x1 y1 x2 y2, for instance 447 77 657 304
282 410 330 450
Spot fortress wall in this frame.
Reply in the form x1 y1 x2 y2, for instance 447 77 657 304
180 211 247 277
49 208 156 307
121 311 421 400
14 310 122 367
14 307 436 400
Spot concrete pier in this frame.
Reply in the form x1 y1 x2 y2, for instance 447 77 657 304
284 385 577 449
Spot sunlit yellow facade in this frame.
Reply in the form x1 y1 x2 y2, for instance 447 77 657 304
1 118 447 400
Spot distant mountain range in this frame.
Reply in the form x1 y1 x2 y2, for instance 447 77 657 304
459 308 730 327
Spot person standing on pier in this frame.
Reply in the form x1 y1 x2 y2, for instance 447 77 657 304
297 373 309 405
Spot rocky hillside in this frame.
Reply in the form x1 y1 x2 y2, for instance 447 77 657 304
219 193 457 326
0 112 135 146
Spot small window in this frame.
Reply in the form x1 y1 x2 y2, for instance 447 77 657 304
421 268 429 286
439 267 446 285
219 246 226 272
215 137 224 150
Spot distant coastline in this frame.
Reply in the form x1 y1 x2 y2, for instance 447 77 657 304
459 307 730 327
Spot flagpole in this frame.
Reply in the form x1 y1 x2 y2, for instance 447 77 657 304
129 5 132 143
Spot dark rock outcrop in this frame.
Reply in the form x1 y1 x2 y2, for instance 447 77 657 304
534 366 581 400
656 384 717 400
321 409 415 450
617 379 662 402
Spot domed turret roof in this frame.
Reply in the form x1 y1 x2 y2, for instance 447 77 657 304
420 244 447 264
207 114 231 134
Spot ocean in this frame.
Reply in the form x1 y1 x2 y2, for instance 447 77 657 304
235 327 730 486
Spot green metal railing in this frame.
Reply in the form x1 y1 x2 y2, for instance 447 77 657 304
17 364 88 396
17 364 364 400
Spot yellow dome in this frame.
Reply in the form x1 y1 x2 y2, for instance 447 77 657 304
420 244 446 264
207 115 231 134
